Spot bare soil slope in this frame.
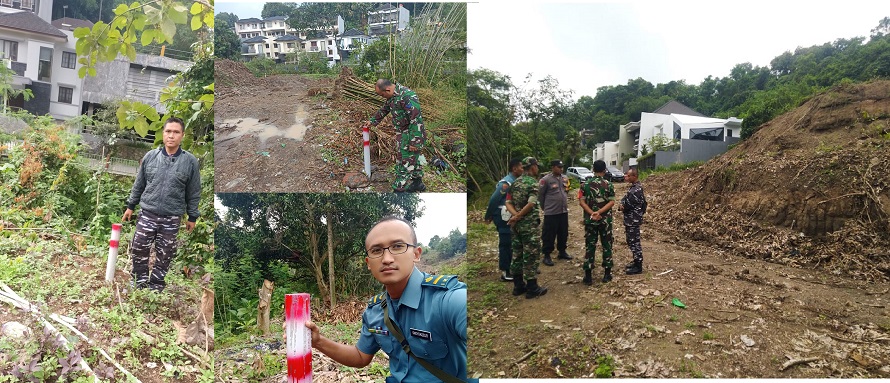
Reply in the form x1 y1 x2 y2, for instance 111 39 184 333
645 80 890 281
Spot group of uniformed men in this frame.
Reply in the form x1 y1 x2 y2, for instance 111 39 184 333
486 157 648 299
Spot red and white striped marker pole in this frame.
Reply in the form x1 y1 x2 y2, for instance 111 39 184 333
105 223 122 284
286 293 312 383
362 125 371 177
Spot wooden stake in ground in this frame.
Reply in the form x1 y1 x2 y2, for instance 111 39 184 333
258 279 274 336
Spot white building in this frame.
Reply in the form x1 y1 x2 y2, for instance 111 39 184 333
602 141 620 167
0 3 90 121
609 101 743 169
368 4 409 39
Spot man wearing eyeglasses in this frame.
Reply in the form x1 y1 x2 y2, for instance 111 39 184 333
302 216 468 383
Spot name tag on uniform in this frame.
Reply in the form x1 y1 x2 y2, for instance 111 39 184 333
410 328 432 341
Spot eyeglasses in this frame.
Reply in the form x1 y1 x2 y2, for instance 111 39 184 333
367 242 416 258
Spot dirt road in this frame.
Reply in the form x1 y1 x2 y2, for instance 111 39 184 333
467 182 890 378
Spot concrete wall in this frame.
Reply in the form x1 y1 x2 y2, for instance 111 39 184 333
603 141 619 166
49 29 81 120
637 138 741 171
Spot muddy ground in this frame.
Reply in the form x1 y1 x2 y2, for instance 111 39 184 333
214 60 465 193
466 184 890 379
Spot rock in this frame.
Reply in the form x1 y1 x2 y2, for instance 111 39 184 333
1 322 31 339
740 334 755 347
146 362 158 369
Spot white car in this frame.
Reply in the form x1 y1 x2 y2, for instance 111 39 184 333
566 166 594 181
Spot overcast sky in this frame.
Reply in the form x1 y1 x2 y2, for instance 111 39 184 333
215 0 271 19
415 193 467 247
469 1 886 100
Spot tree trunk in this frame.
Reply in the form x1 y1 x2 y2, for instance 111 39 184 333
303 198 330 306
257 279 273 336
326 207 336 307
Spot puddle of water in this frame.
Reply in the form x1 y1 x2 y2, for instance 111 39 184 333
219 104 309 145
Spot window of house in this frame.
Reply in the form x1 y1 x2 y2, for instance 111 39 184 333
273 43 278 48
38 47 52 82
287 43 294 48
265 44 269 48
727 129 733 138
1 40 17 61
61 51 76 69
58 86 73 104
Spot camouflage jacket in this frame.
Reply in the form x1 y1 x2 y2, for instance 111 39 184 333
507 175 540 228
621 181 647 226
369 84 423 132
579 175 614 225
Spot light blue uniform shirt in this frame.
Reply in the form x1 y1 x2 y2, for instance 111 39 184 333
357 267 468 383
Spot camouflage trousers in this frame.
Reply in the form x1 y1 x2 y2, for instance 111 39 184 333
392 123 424 191
583 221 613 270
625 224 643 262
510 218 541 281
131 209 181 291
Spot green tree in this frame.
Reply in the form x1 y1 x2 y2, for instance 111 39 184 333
215 11 240 30
214 26 242 60
74 0 215 136
261 3 295 19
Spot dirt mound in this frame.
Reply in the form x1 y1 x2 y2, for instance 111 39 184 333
645 80 890 281
214 59 257 87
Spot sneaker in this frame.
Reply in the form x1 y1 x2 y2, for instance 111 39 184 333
557 252 573 260
500 271 514 282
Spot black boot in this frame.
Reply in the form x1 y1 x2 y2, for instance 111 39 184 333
602 268 613 283
511 274 527 296
525 279 548 299
625 261 643 275
624 260 636 271
557 252 573 260
408 178 426 192
583 269 593 286
542 254 555 266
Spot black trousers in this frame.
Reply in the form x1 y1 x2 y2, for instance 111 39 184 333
541 212 568 256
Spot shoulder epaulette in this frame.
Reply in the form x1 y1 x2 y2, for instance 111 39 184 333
421 274 457 289
367 292 386 307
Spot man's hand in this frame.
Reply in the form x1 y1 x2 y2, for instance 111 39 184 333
484 218 492 224
407 145 419 152
305 321 321 344
186 221 196 232
591 212 602 221
122 208 133 222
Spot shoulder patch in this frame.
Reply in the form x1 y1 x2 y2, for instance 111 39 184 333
421 274 457 289
367 292 386 307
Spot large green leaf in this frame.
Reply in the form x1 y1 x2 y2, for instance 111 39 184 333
73 27 90 38
159 19 176 43
134 118 150 137
190 15 202 31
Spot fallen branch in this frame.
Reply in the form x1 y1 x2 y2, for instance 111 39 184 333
656 269 674 276
49 313 142 383
826 333 869 344
514 349 537 365
780 356 819 371
178 345 212 370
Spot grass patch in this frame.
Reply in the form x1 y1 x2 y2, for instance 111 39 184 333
640 161 705 181
702 332 715 340
594 354 615 378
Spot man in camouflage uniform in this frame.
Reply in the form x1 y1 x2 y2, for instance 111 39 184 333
362 79 426 192
122 117 201 292
578 160 615 285
505 157 548 299
618 168 647 275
